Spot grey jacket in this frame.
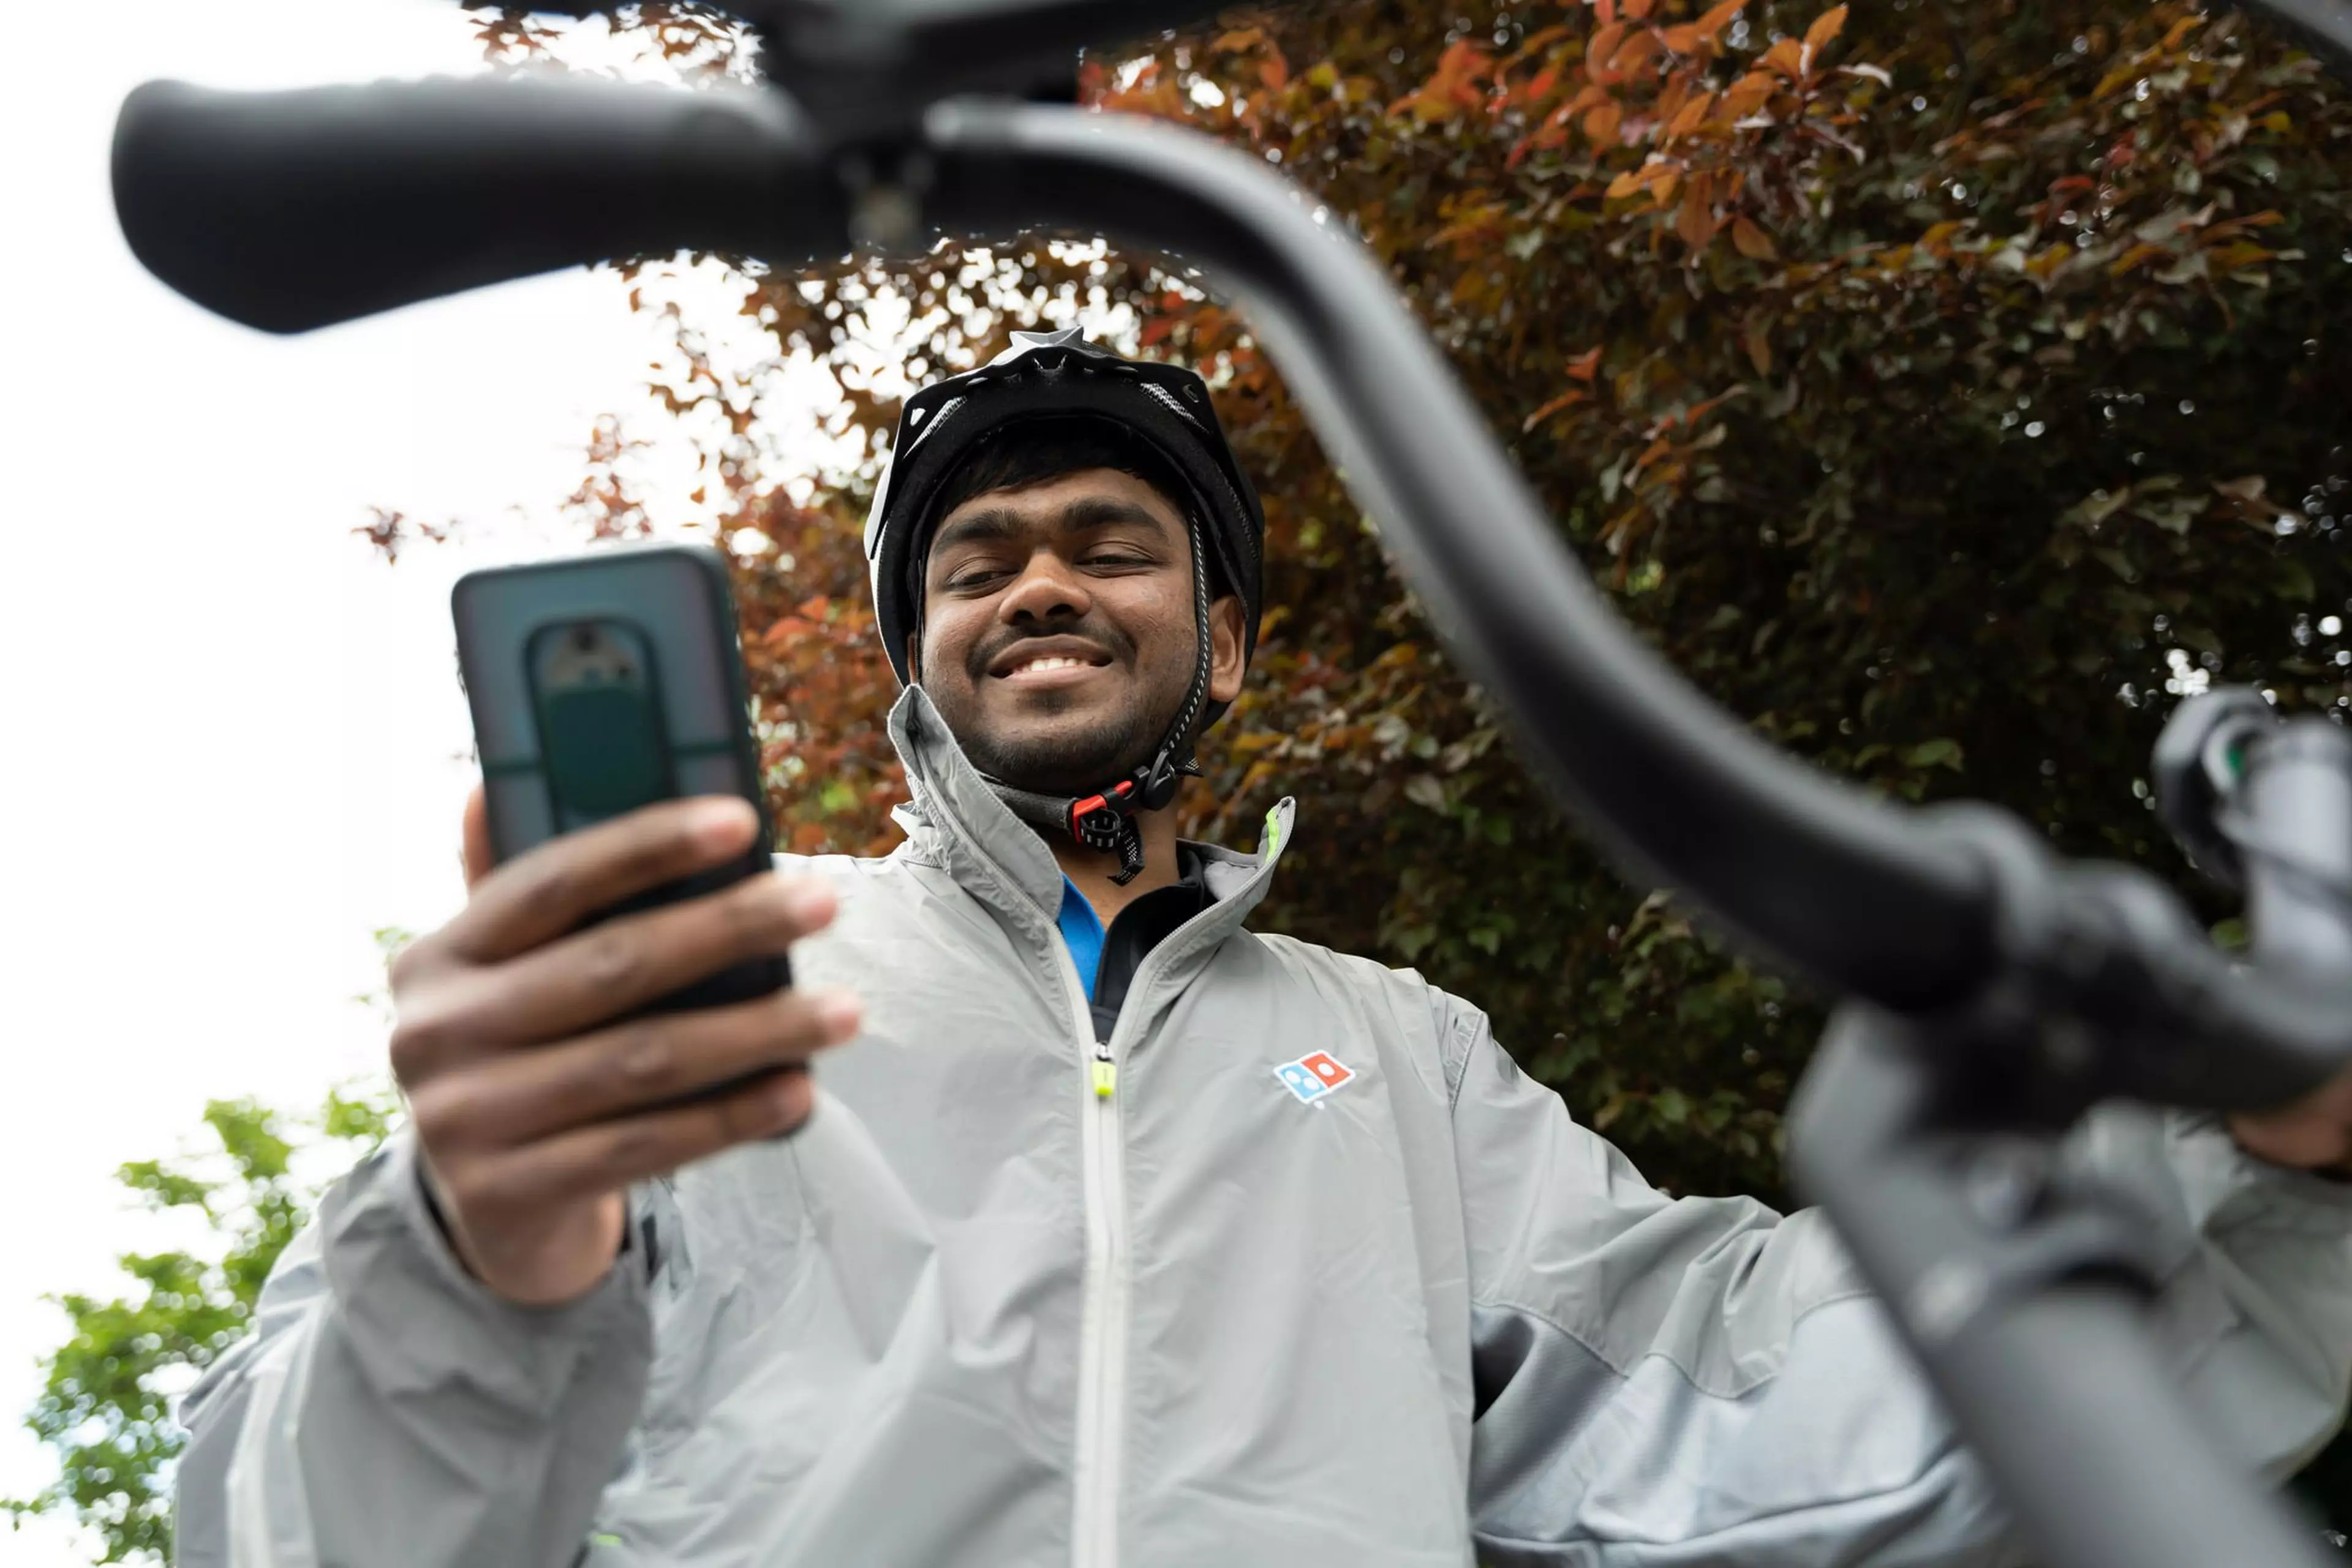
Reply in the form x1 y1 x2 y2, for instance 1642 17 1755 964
176 688 2352 1568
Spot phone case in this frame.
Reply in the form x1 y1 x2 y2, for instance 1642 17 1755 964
451 542 790 1020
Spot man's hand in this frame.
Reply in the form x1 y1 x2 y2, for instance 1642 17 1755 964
2230 1069 2352 1177
390 788 861 1308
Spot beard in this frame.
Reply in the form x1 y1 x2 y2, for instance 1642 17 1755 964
954 695 1165 796
925 613 1188 796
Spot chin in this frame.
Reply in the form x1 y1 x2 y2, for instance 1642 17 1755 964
962 713 1147 795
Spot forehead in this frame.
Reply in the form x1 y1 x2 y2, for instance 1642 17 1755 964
931 467 1183 538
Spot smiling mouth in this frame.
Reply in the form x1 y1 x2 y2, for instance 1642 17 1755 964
997 652 1110 684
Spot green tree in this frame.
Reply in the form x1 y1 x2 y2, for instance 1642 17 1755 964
6 1085 401 1562
10 922 407 1567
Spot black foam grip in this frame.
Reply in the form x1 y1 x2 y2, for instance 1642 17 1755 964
112 75 841 333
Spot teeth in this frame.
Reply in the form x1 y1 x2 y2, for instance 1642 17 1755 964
1014 655 1085 674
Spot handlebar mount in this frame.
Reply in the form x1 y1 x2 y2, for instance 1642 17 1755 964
107 4 2352 1564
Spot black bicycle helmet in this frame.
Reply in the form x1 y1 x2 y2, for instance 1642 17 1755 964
865 326 1266 881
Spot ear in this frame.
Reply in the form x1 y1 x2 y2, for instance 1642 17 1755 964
905 626 923 685
1206 594 1248 706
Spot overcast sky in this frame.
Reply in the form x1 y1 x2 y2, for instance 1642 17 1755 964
0 6 745 1559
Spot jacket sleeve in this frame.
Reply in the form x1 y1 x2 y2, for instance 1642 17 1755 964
171 1129 658 1568
1442 993 2352 1568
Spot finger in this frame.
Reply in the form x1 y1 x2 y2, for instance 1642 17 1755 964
448 1069 820 1221
413 986 861 1150
462 784 496 889
2230 1107 2352 1171
417 873 837 1058
444 795 761 963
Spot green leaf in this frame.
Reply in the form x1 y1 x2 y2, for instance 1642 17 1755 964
15 1082 401 1558
1902 737 1966 771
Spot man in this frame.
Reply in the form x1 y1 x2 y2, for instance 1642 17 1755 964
176 329 2352 1567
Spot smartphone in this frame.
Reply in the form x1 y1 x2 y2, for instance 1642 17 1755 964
451 542 789 1025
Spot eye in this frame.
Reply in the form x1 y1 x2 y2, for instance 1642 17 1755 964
942 562 1009 592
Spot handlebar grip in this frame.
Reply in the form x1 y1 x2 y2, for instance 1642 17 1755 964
112 76 843 333
2239 720 2352 978
2158 688 2352 978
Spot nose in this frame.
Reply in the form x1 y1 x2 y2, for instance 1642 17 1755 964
997 548 1093 626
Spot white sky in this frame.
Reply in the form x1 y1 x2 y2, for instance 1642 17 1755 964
0 6 755 1559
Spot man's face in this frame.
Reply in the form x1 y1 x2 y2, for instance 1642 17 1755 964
913 467 1245 796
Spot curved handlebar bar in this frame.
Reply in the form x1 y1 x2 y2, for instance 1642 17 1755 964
114 77 840 333
111 72 1998 1003
110 69 2352 1102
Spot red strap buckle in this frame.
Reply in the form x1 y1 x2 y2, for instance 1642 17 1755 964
1068 780 1136 844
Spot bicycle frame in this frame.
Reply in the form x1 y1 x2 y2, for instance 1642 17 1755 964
108 3 2352 1564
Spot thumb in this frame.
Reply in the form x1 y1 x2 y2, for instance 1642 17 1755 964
461 784 496 890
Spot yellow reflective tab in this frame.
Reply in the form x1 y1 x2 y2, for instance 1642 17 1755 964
1092 1060 1117 1098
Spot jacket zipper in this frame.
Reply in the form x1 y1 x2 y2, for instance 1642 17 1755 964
1061 875 1272 1568
921 803 1130 1568
1057 936 1126 1568
919 796 1286 1568
1058 843 1288 1568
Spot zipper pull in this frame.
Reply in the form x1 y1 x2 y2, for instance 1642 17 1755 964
1091 1041 1117 1099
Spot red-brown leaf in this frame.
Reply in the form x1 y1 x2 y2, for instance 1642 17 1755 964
1731 216 1779 259
1804 4 1849 55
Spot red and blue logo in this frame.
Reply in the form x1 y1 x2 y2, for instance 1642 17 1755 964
1273 1051 1355 1105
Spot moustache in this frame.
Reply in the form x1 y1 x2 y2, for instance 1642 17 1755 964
967 620 1136 680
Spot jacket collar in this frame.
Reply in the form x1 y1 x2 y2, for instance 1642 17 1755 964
884 686 1294 949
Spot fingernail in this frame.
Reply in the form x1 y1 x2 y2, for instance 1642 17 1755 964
762 1072 811 1137
695 797 757 846
816 992 862 1041
785 883 836 926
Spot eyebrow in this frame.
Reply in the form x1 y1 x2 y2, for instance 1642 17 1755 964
929 496 1174 557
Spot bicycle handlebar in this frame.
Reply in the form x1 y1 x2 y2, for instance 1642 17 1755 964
113 73 1999 1000
113 77 841 334
112 70 2352 1098
115 67 2003 1001
1787 1011 2345 1568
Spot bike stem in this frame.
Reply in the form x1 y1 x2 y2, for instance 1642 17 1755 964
1789 1006 2342 1568
1788 701 2352 1568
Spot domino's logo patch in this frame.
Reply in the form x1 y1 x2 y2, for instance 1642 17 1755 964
1273 1051 1355 1105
